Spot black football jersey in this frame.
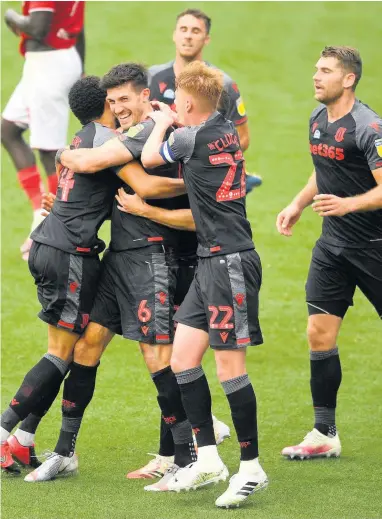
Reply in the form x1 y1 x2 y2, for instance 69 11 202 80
31 123 121 255
149 61 247 126
112 118 197 254
159 112 254 257
310 99 382 247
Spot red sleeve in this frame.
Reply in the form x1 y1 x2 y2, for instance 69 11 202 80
28 1 55 13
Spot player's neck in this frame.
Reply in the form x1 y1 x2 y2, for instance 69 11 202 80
186 110 213 126
173 53 204 76
326 93 356 123
96 112 117 130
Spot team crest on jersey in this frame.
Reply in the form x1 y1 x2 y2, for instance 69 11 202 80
127 123 144 138
236 97 246 117
313 129 321 139
369 122 380 132
163 89 175 100
334 127 347 143
375 138 382 157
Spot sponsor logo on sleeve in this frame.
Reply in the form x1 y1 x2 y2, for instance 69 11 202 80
236 97 246 116
375 138 382 157
168 132 175 145
126 123 144 138
313 129 321 139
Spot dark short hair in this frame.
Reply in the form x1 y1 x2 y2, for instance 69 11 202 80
69 76 106 125
100 63 148 92
176 9 211 34
321 46 362 90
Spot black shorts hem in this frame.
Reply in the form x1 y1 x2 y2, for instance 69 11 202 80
174 316 209 333
38 311 82 334
210 341 263 350
122 333 174 345
90 317 122 336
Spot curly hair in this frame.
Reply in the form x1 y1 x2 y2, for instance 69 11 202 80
100 63 148 92
69 76 106 125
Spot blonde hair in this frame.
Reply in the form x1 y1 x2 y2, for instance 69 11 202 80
176 61 224 111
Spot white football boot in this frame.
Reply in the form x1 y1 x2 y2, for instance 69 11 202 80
167 461 228 492
215 467 268 508
212 415 231 445
126 453 174 479
281 428 341 460
144 463 179 492
24 452 78 482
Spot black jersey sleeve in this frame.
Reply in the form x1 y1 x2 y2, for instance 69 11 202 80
356 120 382 171
159 126 198 164
118 120 154 159
221 73 247 126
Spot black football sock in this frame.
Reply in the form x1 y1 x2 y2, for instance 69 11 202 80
222 374 259 460
19 364 69 435
151 366 196 467
1 353 68 433
175 366 215 448
54 362 99 457
310 347 342 436
158 416 175 457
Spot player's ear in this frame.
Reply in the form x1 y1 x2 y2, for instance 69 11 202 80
204 34 210 46
141 87 150 102
343 72 356 90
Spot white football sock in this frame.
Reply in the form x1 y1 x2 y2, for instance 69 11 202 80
196 445 223 471
14 428 35 447
1 426 11 444
239 457 262 475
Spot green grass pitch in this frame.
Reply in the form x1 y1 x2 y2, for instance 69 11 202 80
1 2 381 518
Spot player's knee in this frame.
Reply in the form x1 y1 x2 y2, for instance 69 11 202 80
1 118 22 147
215 351 246 382
170 353 186 374
73 326 106 366
307 320 337 350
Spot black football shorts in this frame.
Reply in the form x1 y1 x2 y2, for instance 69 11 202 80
28 242 101 334
306 239 382 319
174 249 263 349
90 247 178 344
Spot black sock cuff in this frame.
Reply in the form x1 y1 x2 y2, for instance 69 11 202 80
44 353 69 376
221 374 250 395
151 365 172 380
175 366 204 385
310 347 339 361
70 361 100 377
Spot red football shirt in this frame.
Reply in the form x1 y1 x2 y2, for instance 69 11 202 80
20 1 85 56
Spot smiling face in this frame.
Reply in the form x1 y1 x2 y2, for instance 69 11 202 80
106 83 149 130
313 56 356 105
173 14 210 61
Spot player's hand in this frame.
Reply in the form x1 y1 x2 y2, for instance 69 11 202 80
41 193 56 216
115 189 147 217
312 194 354 217
150 100 176 116
276 203 303 237
4 9 22 36
148 109 178 128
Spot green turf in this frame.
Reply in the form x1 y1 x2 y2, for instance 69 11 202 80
1 2 382 518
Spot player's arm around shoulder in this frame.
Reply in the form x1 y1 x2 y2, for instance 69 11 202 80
117 161 186 199
57 136 133 173
116 190 195 231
